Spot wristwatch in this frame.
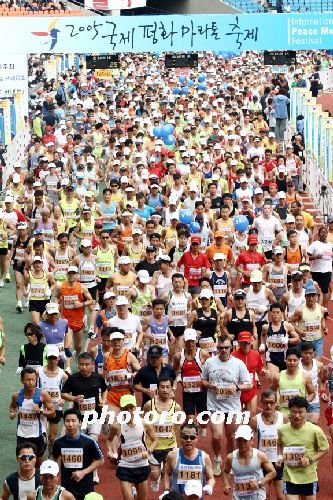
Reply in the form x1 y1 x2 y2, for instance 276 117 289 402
236 384 241 392
308 457 314 464
258 481 263 488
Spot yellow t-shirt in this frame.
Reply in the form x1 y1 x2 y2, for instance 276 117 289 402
278 421 329 484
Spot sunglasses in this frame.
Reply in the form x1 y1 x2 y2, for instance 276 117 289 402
235 297 245 300
19 454 36 461
191 242 199 246
25 332 35 337
217 345 231 350
181 434 197 441
101 236 109 240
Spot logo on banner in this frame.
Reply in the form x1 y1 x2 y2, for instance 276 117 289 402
31 19 60 50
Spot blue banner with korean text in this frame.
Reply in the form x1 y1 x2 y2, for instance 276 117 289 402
0 14 332 54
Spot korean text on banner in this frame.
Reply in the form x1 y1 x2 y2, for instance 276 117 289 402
0 54 28 115
0 14 333 54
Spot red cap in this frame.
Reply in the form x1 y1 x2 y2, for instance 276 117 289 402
191 235 201 243
168 151 175 157
248 234 258 244
238 331 254 342
269 182 278 188
46 126 53 131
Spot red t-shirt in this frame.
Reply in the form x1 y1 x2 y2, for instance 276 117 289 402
260 160 277 186
232 348 264 403
177 251 211 287
235 250 266 285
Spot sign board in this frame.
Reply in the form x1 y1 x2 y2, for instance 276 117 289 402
1 14 333 54
271 65 289 73
0 54 28 115
95 69 114 78
264 50 297 66
86 54 120 70
85 0 146 10
165 53 198 69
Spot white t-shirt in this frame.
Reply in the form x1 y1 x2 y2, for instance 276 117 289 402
307 240 333 273
201 355 251 412
253 215 282 251
107 313 142 351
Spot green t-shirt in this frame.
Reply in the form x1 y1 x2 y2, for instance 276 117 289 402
278 421 329 484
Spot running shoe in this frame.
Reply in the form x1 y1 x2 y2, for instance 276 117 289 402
0 279 4 288
151 477 160 492
16 302 23 313
213 457 222 476
4 273 10 283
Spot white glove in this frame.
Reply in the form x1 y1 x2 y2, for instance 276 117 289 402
16 367 23 376
259 343 266 353
203 485 213 495
159 491 169 500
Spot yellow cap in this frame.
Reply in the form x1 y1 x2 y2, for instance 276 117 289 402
120 394 137 408
84 494 104 500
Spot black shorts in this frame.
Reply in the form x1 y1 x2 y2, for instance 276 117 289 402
13 263 25 274
255 321 267 344
116 465 151 484
264 250 273 261
85 285 97 301
188 286 201 296
264 462 283 481
48 409 63 424
311 271 332 294
169 326 185 338
150 448 173 465
17 433 46 457
283 481 319 496
29 299 49 313
0 247 8 255
183 391 207 416
267 359 287 372
97 277 108 293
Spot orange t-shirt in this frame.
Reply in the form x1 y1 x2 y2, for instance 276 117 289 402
60 282 84 331
105 349 131 407
205 243 234 265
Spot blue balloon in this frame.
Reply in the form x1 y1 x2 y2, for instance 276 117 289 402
181 86 188 95
161 124 174 137
187 79 194 87
173 87 181 95
179 75 186 83
164 135 175 146
198 73 206 83
153 127 162 138
189 221 200 234
197 83 207 91
233 215 249 233
179 209 193 225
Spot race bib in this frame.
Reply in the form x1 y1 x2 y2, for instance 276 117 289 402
283 446 305 466
19 408 38 425
189 267 202 281
106 369 127 387
199 337 215 353
121 440 144 462
260 435 278 461
216 385 230 399
139 305 152 318
267 335 288 353
234 475 257 497
183 376 201 393
78 397 96 413
322 251 332 260
63 294 78 310
270 275 285 287
261 236 274 250
177 463 202 484
30 284 46 298
280 389 300 407
155 423 173 438
61 447 83 469
247 263 259 271
171 306 187 318
152 334 167 347
213 285 227 296
116 285 129 296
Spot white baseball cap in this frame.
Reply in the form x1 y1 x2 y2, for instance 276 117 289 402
40 460 59 476
46 302 60 315
118 256 131 265
235 424 253 441
184 328 197 342
137 270 151 283
45 345 60 358
67 266 79 273
110 331 125 340
103 291 116 300
213 253 226 261
81 239 92 248
116 296 129 306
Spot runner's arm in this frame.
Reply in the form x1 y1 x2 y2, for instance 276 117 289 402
304 373 315 403
259 451 276 484
203 451 215 490
144 423 158 454
0 481 11 500
163 451 176 492
40 390 56 418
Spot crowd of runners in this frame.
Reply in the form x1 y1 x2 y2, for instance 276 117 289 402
0 49 333 500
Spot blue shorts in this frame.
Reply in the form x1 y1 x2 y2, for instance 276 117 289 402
311 337 323 356
308 402 320 414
